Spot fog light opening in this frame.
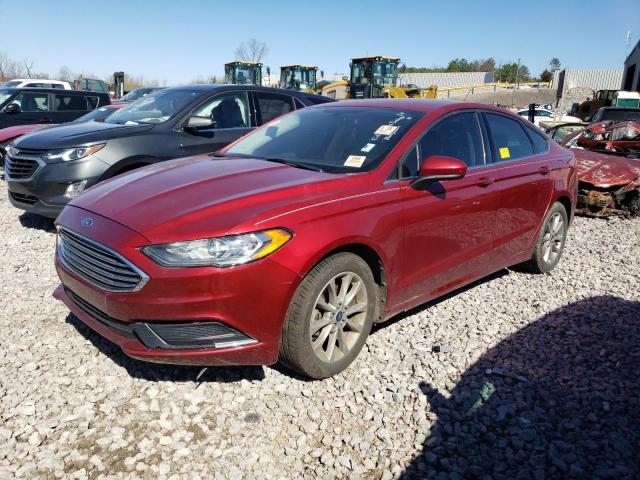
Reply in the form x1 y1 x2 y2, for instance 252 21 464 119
64 180 88 199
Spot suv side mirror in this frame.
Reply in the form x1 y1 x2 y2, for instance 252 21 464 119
411 155 467 190
4 103 20 114
184 116 215 133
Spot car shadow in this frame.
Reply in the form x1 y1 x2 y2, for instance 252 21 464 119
400 295 640 479
65 313 266 383
18 212 56 232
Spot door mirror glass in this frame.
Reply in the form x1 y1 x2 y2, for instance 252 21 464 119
4 103 20 114
411 155 467 189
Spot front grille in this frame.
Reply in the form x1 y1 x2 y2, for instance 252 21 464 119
9 191 38 205
58 227 148 292
5 156 39 179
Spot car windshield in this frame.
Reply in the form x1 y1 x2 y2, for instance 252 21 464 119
225 106 423 173
105 89 200 124
0 90 14 107
1 81 20 88
597 110 640 122
120 88 154 102
71 106 118 123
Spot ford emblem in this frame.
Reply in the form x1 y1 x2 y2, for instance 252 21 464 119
81 217 94 227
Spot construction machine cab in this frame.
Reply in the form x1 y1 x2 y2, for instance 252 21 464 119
280 65 318 91
224 61 263 86
349 56 399 98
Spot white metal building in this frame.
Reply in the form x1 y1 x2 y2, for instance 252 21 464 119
623 39 640 91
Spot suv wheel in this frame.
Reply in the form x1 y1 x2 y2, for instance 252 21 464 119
279 253 378 378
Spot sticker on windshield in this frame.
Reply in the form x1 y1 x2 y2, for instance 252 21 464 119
361 143 376 153
374 125 399 136
499 147 511 159
344 155 366 168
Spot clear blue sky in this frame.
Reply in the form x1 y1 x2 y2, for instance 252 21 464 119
1 0 638 84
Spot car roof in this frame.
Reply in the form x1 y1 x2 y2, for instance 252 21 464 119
598 107 640 112
5 78 68 83
316 98 509 114
0 87 107 94
166 84 329 98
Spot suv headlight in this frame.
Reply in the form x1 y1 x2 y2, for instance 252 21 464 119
44 144 105 162
141 229 292 268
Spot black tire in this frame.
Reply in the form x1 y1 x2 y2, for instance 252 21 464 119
520 202 568 274
279 253 378 379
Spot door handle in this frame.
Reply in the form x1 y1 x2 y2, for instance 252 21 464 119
476 176 495 187
40 117 53 123
538 166 550 175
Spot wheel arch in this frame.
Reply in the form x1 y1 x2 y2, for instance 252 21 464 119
99 156 157 181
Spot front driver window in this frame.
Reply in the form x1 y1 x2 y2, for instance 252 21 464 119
419 112 485 168
190 91 250 129
12 93 49 112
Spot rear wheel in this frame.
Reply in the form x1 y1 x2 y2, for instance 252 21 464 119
521 202 568 273
279 253 377 379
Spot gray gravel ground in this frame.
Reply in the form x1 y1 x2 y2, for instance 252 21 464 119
1 178 639 479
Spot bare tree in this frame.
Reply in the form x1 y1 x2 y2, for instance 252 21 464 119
23 59 35 78
58 65 74 82
0 52 24 82
234 39 269 62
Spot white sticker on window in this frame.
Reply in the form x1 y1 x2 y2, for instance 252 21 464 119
344 155 366 168
361 143 376 153
374 125 399 136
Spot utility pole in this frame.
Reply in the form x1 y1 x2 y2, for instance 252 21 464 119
511 57 520 107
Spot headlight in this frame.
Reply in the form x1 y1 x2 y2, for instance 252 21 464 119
141 229 292 267
44 144 105 162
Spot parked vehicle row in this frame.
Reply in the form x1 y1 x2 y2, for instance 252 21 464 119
41 99 576 378
5 85 332 217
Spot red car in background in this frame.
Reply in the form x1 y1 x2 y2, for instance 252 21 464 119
53 100 576 378
0 104 124 169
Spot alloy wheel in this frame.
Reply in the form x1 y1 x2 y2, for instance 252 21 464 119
541 212 565 264
309 271 368 364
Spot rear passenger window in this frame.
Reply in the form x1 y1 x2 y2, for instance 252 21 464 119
485 113 533 161
525 126 549 154
54 95 90 111
86 96 100 109
418 112 485 168
255 92 294 124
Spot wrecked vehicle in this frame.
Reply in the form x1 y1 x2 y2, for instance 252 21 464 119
551 121 640 217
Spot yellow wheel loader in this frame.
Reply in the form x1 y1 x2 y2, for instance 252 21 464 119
321 56 437 100
279 65 320 92
224 61 265 86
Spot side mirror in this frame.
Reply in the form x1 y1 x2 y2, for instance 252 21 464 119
411 155 467 190
184 116 215 133
4 103 20 114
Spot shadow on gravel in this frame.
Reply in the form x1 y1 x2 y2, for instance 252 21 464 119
400 295 640 480
65 314 266 383
18 212 56 232
372 269 510 335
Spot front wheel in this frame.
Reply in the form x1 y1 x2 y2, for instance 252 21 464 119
521 202 568 273
279 253 378 379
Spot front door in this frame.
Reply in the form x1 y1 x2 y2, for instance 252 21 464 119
179 91 253 156
397 111 500 307
1 92 51 128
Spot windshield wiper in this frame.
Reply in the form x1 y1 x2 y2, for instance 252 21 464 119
258 157 324 172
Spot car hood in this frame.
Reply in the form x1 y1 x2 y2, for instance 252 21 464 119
0 124 49 142
14 121 154 149
71 155 360 243
573 148 640 187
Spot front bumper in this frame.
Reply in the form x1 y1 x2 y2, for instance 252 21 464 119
53 206 300 366
6 154 107 218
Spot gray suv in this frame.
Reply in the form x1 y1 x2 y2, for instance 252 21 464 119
6 84 332 217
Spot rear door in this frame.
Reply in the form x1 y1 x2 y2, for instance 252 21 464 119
397 111 500 306
179 90 254 156
52 93 92 123
482 111 554 266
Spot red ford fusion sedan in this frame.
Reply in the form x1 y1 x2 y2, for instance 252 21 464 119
53 99 577 378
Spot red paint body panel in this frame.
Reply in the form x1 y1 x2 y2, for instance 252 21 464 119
573 149 640 187
53 100 577 367
0 124 49 142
